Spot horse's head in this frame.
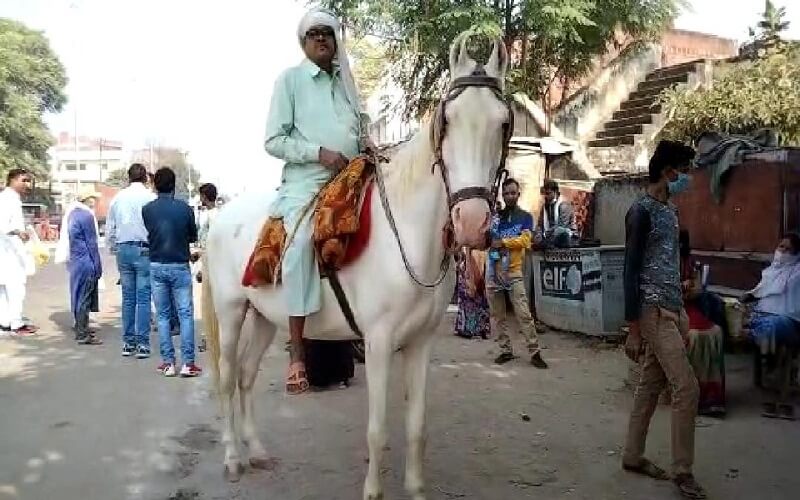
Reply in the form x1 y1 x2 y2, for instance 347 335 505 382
432 33 512 249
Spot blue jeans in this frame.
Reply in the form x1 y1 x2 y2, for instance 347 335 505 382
151 263 195 364
117 243 152 347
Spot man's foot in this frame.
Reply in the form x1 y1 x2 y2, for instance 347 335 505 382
622 458 669 480
135 345 151 359
530 352 549 369
0 324 10 332
535 323 547 334
11 325 38 337
157 362 176 377
673 473 707 499
494 352 515 365
286 361 309 395
122 343 135 357
180 363 202 377
77 334 103 345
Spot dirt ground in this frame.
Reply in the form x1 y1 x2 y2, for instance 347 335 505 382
1 254 798 500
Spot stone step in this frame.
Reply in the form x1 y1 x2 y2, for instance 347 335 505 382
620 95 658 111
628 82 679 101
612 104 661 121
604 114 653 130
637 73 688 92
646 60 703 80
597 124 644 139
588 135 635 148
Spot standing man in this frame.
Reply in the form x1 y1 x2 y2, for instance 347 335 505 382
107 163 155 358
622 140 706 500
488 178 548 369
539 179 578 248
67 189 104 345
192 182 218 352
143 167 201 377
264 7 372 395
0 169 38 336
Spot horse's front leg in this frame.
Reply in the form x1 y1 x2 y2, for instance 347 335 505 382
363 331 393 500
403 335 434 500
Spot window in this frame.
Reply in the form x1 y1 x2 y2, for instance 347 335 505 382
79 163 87 170
100 162 108 170
64 162 77 171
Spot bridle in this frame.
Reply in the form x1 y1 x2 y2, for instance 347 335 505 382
373 65 515 288
431 65 515 212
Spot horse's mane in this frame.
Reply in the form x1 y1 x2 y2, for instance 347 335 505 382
380 119 435 201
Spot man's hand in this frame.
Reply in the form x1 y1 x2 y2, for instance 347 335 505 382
491 239 504 249
362 136 378 155
190 250 201 263
319 147 349 171
624 321 643 362
17 230 30 242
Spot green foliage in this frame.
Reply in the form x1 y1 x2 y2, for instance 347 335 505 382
104 168 128 188
318 0 680 118
0 19 67 181
347 36 388 99
659 45 800 145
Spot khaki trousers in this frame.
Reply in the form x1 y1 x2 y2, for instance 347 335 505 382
488 279 540 356
623 305 699 475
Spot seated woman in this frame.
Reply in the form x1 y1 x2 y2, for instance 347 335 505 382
743 233 800 420
680 230 726 417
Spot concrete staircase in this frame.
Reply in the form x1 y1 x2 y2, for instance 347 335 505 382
586 61 706 173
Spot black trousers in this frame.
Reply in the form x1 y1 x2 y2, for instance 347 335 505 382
74 279 99 339
303 340 355 387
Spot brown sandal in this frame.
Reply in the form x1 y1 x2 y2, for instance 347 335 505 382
286 361 309 395
622 458 670 480
674 473 707 499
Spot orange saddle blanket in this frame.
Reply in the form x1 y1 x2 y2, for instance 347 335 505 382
242 156 375 287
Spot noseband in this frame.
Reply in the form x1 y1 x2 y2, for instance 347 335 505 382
431 66 515 211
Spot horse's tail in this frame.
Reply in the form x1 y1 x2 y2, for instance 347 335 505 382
201 253 221 395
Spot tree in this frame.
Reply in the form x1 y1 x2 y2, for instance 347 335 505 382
107 146 202 199
104 167 129 188
0 19 68 180
659 44 800 145
347 36 388 100
318 0 679 119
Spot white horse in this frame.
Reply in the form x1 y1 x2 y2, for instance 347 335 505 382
202 32 510 499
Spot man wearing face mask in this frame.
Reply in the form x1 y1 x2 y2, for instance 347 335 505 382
621 140 706 500
488 178 548 369
263 8 373 394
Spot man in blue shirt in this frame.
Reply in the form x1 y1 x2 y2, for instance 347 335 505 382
142 167 201 378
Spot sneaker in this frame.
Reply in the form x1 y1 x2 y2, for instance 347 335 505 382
530 352 549 369
157 362 176 377
122 343 135 357
180 363 202 377
494 352 515 365
135 345 151 359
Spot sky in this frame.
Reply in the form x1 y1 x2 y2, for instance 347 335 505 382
1 0 799 194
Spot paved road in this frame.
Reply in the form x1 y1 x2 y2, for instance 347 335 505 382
1 253 798 500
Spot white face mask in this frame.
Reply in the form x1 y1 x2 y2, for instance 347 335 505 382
774 250 795 265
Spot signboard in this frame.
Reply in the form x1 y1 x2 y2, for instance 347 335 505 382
539 250 584 301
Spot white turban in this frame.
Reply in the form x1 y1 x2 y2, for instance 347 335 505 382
297 8 364 119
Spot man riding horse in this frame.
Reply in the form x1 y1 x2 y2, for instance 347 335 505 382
264 8 374 395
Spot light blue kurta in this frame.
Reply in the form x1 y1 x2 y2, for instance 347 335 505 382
264 58 362 316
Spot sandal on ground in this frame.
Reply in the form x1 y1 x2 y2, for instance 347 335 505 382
762 402 779 419
778 404 796 421
286 361 309 395
622 458 669 480
494 352 515 365
674 473 707 499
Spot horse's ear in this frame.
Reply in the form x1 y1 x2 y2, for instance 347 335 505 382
486 37 508 84
449 31 475 77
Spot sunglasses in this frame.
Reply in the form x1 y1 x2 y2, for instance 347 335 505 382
305 28 335 39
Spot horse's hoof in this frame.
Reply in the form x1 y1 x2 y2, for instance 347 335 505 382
224 463 244 482
249 456 278 471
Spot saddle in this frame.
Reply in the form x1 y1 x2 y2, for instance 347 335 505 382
242 156 375 288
